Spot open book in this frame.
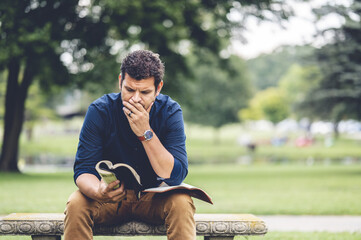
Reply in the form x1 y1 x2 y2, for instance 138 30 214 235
144 182 213 204
95 160 142 192
95 160 212 205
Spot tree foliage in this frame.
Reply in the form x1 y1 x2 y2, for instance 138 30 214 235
183 52 253 129
239 87 289 124
299 0 361 136
279 63 322 119
0 0 291 171
246 45 315 90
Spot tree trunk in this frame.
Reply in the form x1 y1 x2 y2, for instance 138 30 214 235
213 127 221 145
25 126 34 142
0 58 34 172
333 120 340 139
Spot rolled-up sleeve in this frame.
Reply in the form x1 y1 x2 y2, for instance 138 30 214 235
73 104 105 183
162 104 188 186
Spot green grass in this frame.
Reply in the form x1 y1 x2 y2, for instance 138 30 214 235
17 122 361 164
20 135 79 157
1 164 361 215
257 138 361 161
187 164 361 215
4 120 361 240
19 132 361 164
1 232 361 240
186 136 361 163
20 124 361 163
249 232 361 240
0 172 77 213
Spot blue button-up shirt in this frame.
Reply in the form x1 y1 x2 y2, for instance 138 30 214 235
73 93 188 188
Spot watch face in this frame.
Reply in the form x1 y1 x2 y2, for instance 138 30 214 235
144 130 153 140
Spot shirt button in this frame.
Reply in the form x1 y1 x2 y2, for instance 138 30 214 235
134 147 138 151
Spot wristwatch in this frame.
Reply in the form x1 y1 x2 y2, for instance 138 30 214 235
138 130 153 141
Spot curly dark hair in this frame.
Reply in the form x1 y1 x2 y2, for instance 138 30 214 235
120 50 165 89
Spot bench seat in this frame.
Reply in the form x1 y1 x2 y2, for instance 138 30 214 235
0 213 267 239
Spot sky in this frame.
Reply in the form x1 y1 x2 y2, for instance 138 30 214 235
231 0 350 59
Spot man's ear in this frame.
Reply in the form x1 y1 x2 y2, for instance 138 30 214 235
118 74 122 90
156 81 163 96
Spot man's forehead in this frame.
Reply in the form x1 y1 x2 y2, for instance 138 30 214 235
123 75 155 89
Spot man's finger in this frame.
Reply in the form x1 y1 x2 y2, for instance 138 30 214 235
107 180 120 190
119 181 125 191
113 182 126 201
111 181 125 194
123 107 132 118
129 99 145 112
114 189 127 202
123 101 138 114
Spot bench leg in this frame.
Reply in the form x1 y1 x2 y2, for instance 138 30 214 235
31 235 61 240
204 237 234 240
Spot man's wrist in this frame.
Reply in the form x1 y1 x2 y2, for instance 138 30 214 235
138 129 153 141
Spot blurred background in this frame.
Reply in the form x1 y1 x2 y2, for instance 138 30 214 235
1 0 361 239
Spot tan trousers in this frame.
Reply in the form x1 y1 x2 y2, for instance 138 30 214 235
64 190 196 240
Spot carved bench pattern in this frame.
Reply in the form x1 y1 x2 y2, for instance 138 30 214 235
0 213 267 239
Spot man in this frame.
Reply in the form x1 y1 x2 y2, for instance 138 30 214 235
64 50 196 240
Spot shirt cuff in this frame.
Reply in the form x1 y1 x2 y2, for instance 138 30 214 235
164 159 187 186
73 168 100 184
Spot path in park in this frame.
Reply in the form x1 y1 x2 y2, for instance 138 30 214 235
260 215 361 232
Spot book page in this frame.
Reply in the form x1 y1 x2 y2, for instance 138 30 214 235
143 182 213 204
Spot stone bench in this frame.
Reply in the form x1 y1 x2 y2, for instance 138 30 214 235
0 213 267 239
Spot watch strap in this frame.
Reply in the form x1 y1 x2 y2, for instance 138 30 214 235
138 129 153 141
138 135 146 141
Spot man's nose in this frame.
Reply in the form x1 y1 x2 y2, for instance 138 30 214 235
132 91 141 102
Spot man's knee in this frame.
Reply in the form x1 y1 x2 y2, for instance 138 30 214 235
65 190 98 217
64 191 98 239
164 192 196 216
163 193 196 239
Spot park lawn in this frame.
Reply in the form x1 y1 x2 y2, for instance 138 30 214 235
187 164 361 215
19 133 361 164
1 164 361 240
186 137 361 163
1 164 361 215
249 232 361 240
257 137 361 163
18 122 361 165
185 123 361 163
0 172 77 213
1 232 361 240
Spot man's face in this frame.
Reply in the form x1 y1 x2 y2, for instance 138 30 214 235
119 73 163 111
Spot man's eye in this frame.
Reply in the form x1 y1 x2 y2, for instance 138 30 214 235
127 88 135 92
142 91 151 94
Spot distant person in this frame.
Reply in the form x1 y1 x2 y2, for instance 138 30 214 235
238 134 257 152
64 50 195 240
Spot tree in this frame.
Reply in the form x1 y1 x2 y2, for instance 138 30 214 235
24 82 58 141
246 45 315 90
184 52 252 142
0 0 290 171
239 87 289 124
279 63 322 119
0 71 6 119
300 1 361 137
0 1 78 171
